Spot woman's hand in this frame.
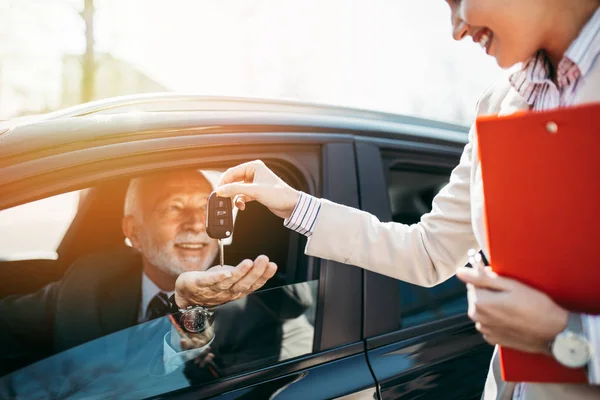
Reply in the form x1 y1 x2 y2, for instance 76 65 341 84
216 160 301 219
456 266 568 354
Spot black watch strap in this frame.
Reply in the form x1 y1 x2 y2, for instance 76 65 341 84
167 293 182 314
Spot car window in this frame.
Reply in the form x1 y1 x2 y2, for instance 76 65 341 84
0 281 318 399
0 191 82 261
385 166 468 329
0 169 319 397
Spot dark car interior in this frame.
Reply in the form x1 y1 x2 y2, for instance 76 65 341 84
0 164 310 300
387 166 469 327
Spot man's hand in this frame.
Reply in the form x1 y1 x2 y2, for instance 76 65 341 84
174 255 277 309
216 160 300 219
456 266 568 355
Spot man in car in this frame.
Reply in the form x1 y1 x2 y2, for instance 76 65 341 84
0 169 314 381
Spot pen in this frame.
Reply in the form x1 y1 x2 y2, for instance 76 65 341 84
467 248 485 271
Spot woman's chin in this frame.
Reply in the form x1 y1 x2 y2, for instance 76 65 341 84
493 46 535 70
493 52 519 69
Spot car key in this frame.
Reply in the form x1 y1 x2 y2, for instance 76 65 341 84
206 192 234 268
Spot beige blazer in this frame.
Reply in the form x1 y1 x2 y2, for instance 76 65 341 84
305 62 600 399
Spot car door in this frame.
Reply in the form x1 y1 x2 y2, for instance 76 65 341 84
354 134 494 400
0 118 377 399
167 142 377 400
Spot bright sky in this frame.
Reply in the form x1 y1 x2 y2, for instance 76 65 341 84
0 0 509 256
0 0 507 124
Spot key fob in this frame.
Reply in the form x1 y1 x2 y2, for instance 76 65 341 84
206 192 234 240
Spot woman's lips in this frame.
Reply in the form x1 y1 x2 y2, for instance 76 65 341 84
473 28 493 53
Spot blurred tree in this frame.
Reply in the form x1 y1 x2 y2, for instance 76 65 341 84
0 0 85 117
81 0 95 103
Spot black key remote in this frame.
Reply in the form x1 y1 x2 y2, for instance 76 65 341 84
206 192 234 240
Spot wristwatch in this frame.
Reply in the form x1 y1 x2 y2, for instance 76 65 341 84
168 294 215 334
550 312 592 369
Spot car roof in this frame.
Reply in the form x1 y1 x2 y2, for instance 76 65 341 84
0 93 468 161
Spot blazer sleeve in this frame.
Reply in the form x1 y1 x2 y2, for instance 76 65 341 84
0 282 60 372
582 314 600 384
305 127 479 287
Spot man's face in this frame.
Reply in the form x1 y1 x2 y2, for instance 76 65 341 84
131 171 219 276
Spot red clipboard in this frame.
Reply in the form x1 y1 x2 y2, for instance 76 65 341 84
476 102 600 383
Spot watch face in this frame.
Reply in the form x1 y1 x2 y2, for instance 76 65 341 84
552 332 591 368
180 309 207 333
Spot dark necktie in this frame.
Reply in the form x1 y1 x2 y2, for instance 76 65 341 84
145 291 170 322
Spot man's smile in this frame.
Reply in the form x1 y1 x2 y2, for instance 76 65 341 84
176 243 206 250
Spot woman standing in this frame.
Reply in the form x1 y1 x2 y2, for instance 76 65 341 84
217 1 600 398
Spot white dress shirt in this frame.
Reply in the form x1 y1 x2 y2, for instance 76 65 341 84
137 272 174 324
137 272 213 374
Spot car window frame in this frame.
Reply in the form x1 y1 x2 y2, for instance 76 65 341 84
0 189 82 261
355 136 474 347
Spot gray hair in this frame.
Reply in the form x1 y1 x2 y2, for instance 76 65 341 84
123 170 221 220
123 177 144 221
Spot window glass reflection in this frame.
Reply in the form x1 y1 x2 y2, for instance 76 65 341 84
0 281 317 399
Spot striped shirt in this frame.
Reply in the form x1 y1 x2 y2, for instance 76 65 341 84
283 192 321 236
508 8 600 111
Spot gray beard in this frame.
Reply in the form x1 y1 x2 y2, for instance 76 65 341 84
139 235 215 276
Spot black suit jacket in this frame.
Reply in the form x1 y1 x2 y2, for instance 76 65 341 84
0 249 143 370
0 248 314 378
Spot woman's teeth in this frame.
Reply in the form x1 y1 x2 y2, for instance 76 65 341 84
479 33 491 49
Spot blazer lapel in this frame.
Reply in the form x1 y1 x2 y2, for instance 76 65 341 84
498 86 530 116
471 85 529 258
575 61 600 104
99 254 143 336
